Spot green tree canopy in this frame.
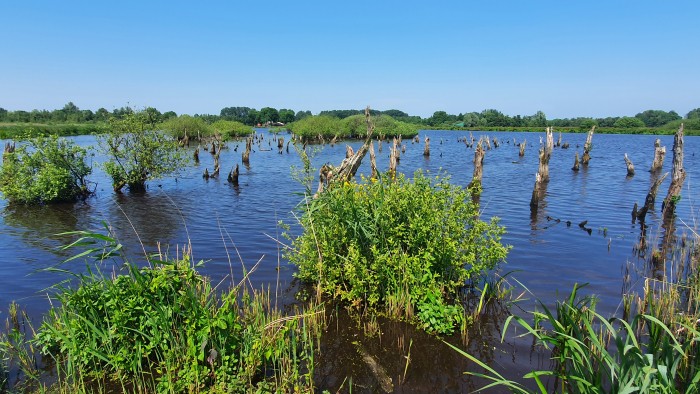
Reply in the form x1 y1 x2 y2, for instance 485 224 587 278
686 108 700 119
635 110 681 127
613 116 646 128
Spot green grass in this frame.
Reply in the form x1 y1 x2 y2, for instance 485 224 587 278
3 228 323 393
0 123 108 139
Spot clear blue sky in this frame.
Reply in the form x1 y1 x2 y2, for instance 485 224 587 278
1 1 698 119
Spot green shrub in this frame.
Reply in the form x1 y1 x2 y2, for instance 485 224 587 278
35 231 320 392
0 135 92 204
159 115 214 140
341 114 419 138
211 120 254 138
288 115 343 140
0 123 108 139
286 171 509 334
101 111 188 192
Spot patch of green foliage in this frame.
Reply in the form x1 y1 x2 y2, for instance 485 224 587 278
286 171 509 335
341 114 419 138
0 123 108 139
455 284 700 393
34 230 321 393
211 120 255 139
288 115 343 140
158 115 214 140
0 135 92 204
101 111 188 192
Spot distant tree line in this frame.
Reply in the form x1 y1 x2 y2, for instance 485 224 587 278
1 102 698 130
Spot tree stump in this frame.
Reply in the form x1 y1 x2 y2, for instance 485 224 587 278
378 139 383 152
277 137 284 154
650 138 666 172
389 140 398 180
637 172 668 223
518 140 526 157
624 153 635 176
227 163 239 186
556 131 562 148
194 147 200 163
582 126 595 165
242 137 252 164
572 152 580 171
393 137 401 163
469 138 486 189
493 138 499 148
203 168 210 179
369 141 378 179
536 127 554 182
662 124 686 220
346 145 354 159
423 137 430 156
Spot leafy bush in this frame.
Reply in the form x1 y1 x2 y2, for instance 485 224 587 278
159 115 214 140
287 171 509 334
288 115 343 140
341 114 419 138
0 135 92 204
101 111 188 192
211 120 254 138
36 231 321 392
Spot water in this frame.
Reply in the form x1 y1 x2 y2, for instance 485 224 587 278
1 129 698 391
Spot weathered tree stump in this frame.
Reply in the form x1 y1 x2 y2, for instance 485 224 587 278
556 131 562 148
484 136 492 150
413 135 420 143
378 139 383 152
572 152 580 171
369 141 378 179
650 138 666 172
469 138 486 189
392 137 401 163
389 140 398 180
624 153 635 176
636 172 668 223
242 137 252 164
3 142 15 155
493 138 499 148
346 145 354 159
227 163 239 185
194 147 200 163
210 140 217 155
561 142 570 149
537 128 554 182
662 124 686 220
530 173 544 209
518 140 526 157
203 168 210 179
582 126 595 165
423 137 430 156
277 137 284 154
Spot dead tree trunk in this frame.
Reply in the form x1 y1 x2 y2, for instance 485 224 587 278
423 137 430 156
194 146 200 163
469 138 486 189
227 164 239 186
492 138 499 148
389 140 398 180
624 153 635 176
277 137 284 154
242 137 252 164
537 128 554 182
637 172 669 223
530 173 544 209
662 124 686 220
518 140 526 157
650 138 666 172
556 131 562 148
393 137 401 163
369 141 378 179
572 152 580 171
582 126 595 165
346 145 354 159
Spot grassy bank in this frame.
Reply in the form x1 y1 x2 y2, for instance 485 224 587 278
0 123 109 139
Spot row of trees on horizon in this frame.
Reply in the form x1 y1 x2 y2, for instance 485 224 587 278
1 102 699 130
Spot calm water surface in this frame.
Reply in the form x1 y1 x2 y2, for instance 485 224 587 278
1 129 698 391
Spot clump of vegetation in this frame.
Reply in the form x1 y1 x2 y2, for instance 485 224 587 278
286 171 509 334
159 114 214 140
0 135 92 204
101 111 188 192
288 115 343 141
211 120 255 138
30 230 322 393
341 114 419 138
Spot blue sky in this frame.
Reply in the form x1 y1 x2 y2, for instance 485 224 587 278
1 1 698 119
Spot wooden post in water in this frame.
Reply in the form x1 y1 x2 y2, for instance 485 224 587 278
582 126 595 165
636 172 668 223
469 137 485 189
624 154 635 177
423 137 430 156
572 152 580 171
227 164 239 186
650 138 666 172
662 124 686 220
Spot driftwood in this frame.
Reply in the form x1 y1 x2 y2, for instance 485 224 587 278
572 152 580 171
636 172 668 223
650 138 666 172
582 126 595 165
227 163 239 186
469 138 485 189
423 137 430 156
662 124 686 220
624 153 635 176
518 140 526 157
